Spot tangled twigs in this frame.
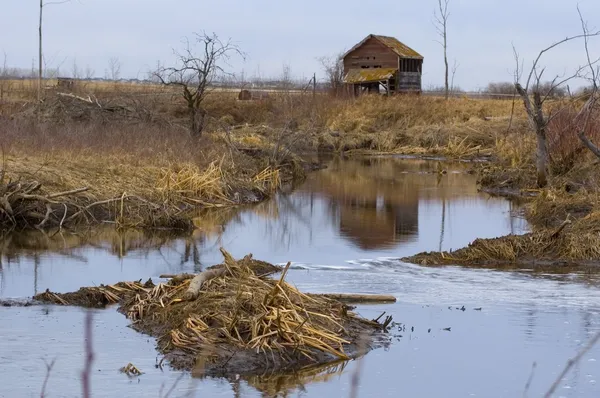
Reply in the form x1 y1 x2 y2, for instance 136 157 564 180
0 177 191 231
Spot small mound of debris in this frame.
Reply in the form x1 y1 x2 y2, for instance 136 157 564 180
34 248 389 377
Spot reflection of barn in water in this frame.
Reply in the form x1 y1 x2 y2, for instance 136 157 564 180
303 158 421 250
336 199 418 250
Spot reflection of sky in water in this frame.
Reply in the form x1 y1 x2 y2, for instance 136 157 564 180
0 157 599 397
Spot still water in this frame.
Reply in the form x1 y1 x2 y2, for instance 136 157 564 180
1 157 599 398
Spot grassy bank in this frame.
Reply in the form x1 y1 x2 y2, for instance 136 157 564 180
1 86 528 231
403 99 600 269
0 118 308 231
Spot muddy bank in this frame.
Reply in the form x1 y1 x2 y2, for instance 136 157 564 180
33 249 389 377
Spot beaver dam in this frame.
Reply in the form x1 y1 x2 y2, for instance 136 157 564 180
33 248 392 377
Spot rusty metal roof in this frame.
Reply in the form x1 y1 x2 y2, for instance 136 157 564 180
343 68 397 84
343 34 424 60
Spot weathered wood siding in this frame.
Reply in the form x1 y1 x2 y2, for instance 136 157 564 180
343 37 399 74
397 72 422 92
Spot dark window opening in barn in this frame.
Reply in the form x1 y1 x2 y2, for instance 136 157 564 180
374 65 382 68
361 66 370 69
400 59 421 73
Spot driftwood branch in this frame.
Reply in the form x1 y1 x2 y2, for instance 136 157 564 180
550 215 572 239
36 203 53 229
47 187 89 199
319 294 397 304
66 196 126 222
183 267 228 300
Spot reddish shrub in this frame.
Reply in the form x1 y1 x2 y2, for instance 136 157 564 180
546 103 600 174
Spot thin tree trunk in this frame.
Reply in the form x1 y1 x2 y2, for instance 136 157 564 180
533 92 548 188
38 0 43 103
535 127 549 187
444 29 449 100
515 84 549 188
188 106 205 138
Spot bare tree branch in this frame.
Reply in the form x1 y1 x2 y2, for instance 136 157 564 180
575 5 600 158
524 31 600 92
514 7 600 187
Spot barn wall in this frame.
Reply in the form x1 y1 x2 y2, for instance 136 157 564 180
343 37 399 73
397 72 422 91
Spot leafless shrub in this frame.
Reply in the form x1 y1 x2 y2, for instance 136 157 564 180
317 52 345 96
547 103 600 173
107 57 122 81
154 32 244 137
486 82 516 95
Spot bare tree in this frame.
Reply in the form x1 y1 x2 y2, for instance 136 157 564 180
513 9 600 187
317 52 345 96
155 32 244 137
434 0 451 100
280 63 293 91
450 59 459 94
71 58 80 79
39 0 72 102
1 52 8 77
107 57 121 81
575 7 600 159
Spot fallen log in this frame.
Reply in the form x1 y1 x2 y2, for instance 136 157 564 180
318 293 397 304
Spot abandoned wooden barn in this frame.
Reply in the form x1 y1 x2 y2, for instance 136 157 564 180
342 34 423 96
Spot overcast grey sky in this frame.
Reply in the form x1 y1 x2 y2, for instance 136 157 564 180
2 0 599 90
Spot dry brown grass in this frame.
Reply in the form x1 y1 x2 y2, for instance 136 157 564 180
404 210 600 267
0 119 303 230
326 95 521 133
403 186 600 268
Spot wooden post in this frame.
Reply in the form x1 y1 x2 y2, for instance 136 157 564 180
312 72 316 100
